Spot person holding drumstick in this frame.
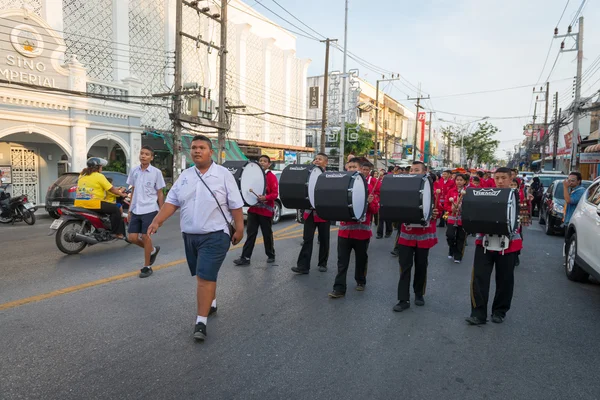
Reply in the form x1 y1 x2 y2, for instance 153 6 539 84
234 155 279 266
445 173 468 264
393 161 440 312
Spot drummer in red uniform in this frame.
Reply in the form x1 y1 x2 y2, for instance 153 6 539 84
393 161 440 312
434 169 455 227
466 167 523 325
291 153 331 274
234 155 279 266
328 158 379 298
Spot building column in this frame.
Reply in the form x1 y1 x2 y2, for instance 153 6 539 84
263 38 275 144
235 23 251 140
113 0 130 82
123 76 143 171
70 111 88 173
283 50 294 145
42 0 64 33
300 60 310 148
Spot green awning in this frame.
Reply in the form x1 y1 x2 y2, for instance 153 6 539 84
157 133 248 166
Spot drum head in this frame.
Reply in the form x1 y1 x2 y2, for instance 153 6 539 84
240 162 266 206
308 167 323 209
422 178 432 221
351 173 367 220
507 189 517 233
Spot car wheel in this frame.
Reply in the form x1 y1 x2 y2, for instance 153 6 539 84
48 210 60 219
272 201 281 225
565 233 589 282
544 213 554 235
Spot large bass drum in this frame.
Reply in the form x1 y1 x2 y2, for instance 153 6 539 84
279 164 323 210
314 171 367 222
461 188 518 235
379 174 433 225
221 161 265 207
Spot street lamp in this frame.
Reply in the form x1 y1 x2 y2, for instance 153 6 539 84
438 116 489 168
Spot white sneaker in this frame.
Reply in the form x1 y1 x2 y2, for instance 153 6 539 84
448 255 453 259
454 259 461 264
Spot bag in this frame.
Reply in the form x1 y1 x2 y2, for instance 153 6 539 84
194 168 236 237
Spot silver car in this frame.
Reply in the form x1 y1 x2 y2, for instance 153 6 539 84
243 170 296 224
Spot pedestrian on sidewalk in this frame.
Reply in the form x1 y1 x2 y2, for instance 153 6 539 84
126 146 166 278
147 135 244 342
234 155 278 266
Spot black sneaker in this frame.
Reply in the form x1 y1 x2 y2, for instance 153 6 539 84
233 257 250 266
391 249 399 257
291 267 309 274
193 322 207 341
385 233 392 238
465 316 487 325
355 283 365 291
393 301 410 312
267 257 275 263
414 295 425 306
328 290 345 298
149 246 160 266
376 235 383 239
491 314 504 324
209 306 217 316
318 265 327 272
139 267 153 278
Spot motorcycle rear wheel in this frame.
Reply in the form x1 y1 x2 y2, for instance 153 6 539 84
56 220 88 255
21 208 35 225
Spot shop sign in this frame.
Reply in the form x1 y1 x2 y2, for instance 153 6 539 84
580 152 600 164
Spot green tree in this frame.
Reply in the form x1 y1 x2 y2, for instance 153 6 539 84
440 126 460 165
329 123 374 158
451 122 500 167
104 160 126 173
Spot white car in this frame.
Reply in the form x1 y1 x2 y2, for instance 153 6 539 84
242 170 296 224
564 177 600 282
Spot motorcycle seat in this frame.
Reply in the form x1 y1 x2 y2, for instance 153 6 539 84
63 206 104 216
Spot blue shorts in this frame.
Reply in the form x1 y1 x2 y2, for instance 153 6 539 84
128 211 158 234
183 231 231 281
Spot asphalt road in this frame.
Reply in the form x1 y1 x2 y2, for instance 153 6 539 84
1 215 599 400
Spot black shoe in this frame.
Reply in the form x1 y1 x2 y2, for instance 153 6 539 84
414 295 425 306
267 257 275 263
391 249 399 257
193 322 207 341
385 233 392 238
376 235 383 239
209 306 217 317
393 301 410 312
233 257 250 266
515 257 520 267
355 283 365 291
149 246 160 266
318 265 327 272
328 290 345 298
491 314 504 324
465 316 487 325
139 267 153 278
291 267 309 274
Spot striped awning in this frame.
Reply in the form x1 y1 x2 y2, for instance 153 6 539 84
584 143 600 153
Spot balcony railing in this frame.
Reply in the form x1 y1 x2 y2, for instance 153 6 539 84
87 79 129 97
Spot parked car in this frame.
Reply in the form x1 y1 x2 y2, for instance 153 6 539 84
539 179 592 235
242 171 295 224
532 173 568 194
45 171 129 219
564 177 600 283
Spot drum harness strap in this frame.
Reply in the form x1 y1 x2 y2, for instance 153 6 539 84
476 232 522 254
339 222 371 231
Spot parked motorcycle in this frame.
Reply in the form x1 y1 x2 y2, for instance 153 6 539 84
0 178 37 225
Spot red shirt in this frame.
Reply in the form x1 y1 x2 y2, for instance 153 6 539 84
434 179 456 208
444 186 466 226
303 209 327 223
475 227 523 254
248 170 279 218
482 178 496 188
398 219 438 249
338 180 380 240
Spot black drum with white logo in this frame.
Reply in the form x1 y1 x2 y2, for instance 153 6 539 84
461 188 518 235
379 174 433 225
314 171 367 222
279 164 323 210
222 161 266 207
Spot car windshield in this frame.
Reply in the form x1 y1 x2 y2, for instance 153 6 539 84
102 172 127 188
54 174 79 187
552 180 591 200
538 176 566 188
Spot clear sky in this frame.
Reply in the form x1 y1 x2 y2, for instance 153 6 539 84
247 0 600 159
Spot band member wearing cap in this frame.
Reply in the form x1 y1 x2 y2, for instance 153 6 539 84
329 158 379 297
445 173 468 263
292 153 331 274
466 167 523 325
434 169 455 227
393 161 439 312
234 155 279 266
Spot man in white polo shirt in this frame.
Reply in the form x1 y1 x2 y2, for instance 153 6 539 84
127 145 166 278
148 135 244 342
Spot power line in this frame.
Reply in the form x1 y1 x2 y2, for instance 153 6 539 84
429 77 573 99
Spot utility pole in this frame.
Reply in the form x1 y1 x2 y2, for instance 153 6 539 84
556 16 584 171
374 75 400 169
552 91 559 170
217 0 228 164
426 111 433 167
542 81 550 171
530 99 538 170
338 0 349 171
407 90 430 162
320 39 337 154
172 0 184 181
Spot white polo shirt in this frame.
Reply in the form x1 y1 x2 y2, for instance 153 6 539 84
126 164 166 215
166 162 244 235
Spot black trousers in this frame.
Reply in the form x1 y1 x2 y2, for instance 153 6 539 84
241 212 275 259
470 246 516 320
446 224 467 261
90 202 125 235
377 215 393 236
397 245 429 301
296 213 330 270
334 237 369 292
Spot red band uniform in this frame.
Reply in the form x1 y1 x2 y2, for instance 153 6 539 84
444 186 467 262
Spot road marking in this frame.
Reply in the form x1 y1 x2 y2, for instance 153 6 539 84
0 223 316 311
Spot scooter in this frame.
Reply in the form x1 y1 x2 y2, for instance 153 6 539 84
0 178 37 225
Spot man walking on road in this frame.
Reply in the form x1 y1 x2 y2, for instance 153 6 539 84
148 135 244 342
126 146 166 278
234 155 279 266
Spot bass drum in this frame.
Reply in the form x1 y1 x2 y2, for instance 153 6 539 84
379 174 433 225
222 161 265 207
461 188 518 235
314 171 367 222
279 164 323 210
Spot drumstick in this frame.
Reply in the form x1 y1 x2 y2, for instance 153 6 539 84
369 175 384 196
249 189 260 198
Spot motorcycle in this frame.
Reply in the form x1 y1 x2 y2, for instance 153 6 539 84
0 178 37 225
50 187 132 255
